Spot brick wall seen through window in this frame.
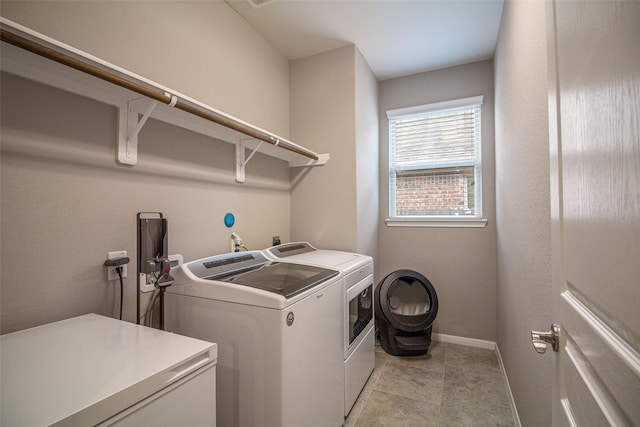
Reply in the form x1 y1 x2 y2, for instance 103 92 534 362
395 167 475 216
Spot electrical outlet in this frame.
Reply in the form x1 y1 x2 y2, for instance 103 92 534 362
107 250 128 281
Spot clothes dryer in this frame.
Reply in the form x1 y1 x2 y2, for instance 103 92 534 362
263 242 375 416
164 250 344 427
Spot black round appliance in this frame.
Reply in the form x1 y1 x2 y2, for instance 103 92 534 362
375 269 438 356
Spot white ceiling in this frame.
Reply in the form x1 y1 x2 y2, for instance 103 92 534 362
225 0 504 81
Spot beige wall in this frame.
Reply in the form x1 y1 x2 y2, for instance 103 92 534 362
378 60 497 341
355 49 379 259
289 45 379 257
290 45 378 258
494 0 552 424
0 1 290 136
289 46 357 250
1 2 292 333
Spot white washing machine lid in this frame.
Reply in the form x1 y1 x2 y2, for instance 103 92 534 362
168 251 340 309
265 242 372 274
223 262 338 299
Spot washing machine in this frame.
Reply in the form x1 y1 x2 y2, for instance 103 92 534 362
164 250 344 427
263 242 375 416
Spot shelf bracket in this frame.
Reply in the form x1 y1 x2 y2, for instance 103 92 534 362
117 93 177 165
236 140 264 183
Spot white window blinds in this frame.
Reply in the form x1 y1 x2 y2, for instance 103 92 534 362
391 107 480 166
387 96 483 219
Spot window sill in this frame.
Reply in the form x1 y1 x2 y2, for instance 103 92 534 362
385 218 488 228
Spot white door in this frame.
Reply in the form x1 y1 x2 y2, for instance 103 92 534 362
545 0 640 426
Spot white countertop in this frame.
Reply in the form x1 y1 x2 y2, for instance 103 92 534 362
1 313 216 426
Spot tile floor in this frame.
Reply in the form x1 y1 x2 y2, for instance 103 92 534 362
344 341 515 427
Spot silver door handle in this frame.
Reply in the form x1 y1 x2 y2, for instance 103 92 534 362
531 324 560 354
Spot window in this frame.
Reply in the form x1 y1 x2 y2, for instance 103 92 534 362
386 96 485 227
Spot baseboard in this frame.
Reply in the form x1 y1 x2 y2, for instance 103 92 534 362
495 345 522 427
432 332 496 350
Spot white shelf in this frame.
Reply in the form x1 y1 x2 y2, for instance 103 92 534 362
0 18 329 183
